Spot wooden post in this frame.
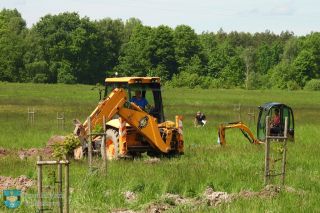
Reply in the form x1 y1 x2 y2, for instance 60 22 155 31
37 156 43 213
57 112 65 130
57 162 63 213
264 116 270 185
233 104 241 121
87 117 92 171
64 158 70 213
28 107 35 125
101 116 107 173
248 108 255 123
281 117 288 185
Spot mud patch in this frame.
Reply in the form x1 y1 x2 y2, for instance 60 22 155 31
0 175 34 192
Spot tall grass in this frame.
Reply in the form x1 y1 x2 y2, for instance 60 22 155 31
1 82 320 212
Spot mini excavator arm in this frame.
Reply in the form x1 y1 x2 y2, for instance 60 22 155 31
74 88 173 153
217 121 262 146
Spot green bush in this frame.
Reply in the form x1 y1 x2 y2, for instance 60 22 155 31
33 73 48 83
287 80 301 90
304 79 320 91
51 134 81 158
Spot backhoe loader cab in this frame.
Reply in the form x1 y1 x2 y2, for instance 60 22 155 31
257 102 294 141
104 77 165 123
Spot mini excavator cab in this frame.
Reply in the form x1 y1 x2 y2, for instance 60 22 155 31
257 102 294 141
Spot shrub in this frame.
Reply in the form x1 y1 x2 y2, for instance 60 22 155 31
33 73 48 83
287 81 301 90
51 134 81 158
304 79 320 91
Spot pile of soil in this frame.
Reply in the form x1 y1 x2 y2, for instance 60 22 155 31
144 157 161 164
123 191 137 202
0 175 34 192
203 187 232 206
0 147 8 157
17 135 65 159
112 184 301 212
234 184 281 200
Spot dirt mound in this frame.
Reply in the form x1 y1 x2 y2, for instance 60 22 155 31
144 157 160 164
123 191 137 202
235 185 281 199
17 135 65 159
113 185 305 213
0 175 34 192
111 209 136 213
163 193 194 205
145 203 170 213
18 148 39 159
44 135 65 156
0 147 8 157
203 187 232 206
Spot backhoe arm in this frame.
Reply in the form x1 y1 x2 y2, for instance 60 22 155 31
75 88 172 153
218 121 262 146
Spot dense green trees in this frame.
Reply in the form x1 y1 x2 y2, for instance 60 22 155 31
0 8 319 90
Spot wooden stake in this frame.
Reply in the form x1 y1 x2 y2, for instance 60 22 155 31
64 157 70 213
264 116 270 185
101 116 107 173
87 117 92 171
281 117 288 185
57 162 63 213
37 156 43 213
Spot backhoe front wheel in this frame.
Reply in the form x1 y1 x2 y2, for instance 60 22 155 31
101 129 119 160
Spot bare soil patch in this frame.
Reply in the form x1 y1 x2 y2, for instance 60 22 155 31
0 175 34 192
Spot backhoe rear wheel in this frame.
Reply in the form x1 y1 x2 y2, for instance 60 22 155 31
101 129 119 160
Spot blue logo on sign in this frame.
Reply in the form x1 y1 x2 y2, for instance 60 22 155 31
3 189 21 209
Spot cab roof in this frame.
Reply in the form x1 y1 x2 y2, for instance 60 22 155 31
259 102 292 111
105 77 160 84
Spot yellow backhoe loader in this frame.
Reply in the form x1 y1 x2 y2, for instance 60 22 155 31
218 102 294 145
73 77 184 159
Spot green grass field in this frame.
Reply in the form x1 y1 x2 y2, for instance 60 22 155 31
0 82 320 212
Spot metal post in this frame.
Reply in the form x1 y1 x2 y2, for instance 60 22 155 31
87 117 92 171
264 116 270 185
37 156 43 213
57 163 63 213
64 158 70 213
101 116 107 173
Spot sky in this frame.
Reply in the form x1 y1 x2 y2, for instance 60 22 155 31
0 0 319 35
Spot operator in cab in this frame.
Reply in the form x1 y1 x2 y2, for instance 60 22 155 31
130 90 149 109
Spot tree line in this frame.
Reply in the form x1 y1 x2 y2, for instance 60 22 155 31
1 8 320 90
